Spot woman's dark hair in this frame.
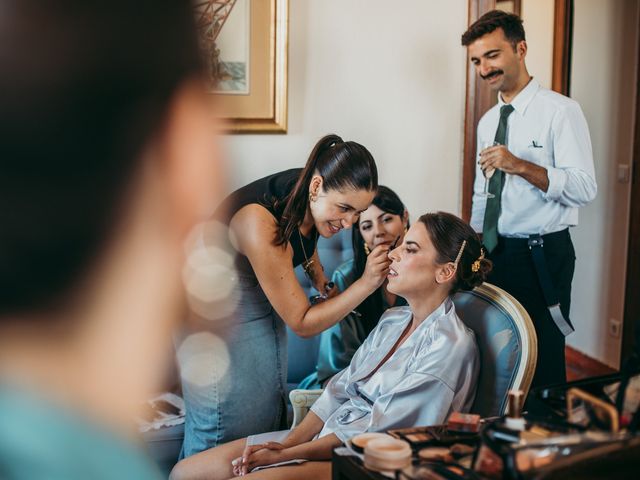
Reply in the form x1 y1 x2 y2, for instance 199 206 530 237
461 10 526 50
0 0 202 316
274 134 378 246
418 212 492 294
352 186 407 334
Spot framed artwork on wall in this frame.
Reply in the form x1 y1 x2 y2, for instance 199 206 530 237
196 0 288 133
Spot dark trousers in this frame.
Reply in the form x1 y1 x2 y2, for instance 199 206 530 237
487 229 576 388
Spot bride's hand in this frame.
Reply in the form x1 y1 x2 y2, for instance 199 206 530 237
231 456 243 476
361 244 391 292
236 442 287 475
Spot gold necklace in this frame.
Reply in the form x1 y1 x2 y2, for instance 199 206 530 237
298 228 317 281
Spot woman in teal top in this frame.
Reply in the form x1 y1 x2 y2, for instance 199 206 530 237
300 186 409 389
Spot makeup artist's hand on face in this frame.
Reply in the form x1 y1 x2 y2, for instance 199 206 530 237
362 244 391 292
234 442 286 475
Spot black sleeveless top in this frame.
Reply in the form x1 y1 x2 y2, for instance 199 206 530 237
216 168 317 268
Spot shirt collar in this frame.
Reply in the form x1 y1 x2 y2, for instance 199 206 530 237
498 77 539 115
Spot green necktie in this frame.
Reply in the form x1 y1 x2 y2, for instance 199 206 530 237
482 104 515 253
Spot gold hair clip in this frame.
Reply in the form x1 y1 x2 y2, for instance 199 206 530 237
454 240 467 266
471 248 485 273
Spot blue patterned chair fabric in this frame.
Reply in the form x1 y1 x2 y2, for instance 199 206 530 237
453 283 537 417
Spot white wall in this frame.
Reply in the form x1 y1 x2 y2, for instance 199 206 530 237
220 0 469 220
521 0 554 89
569 0 639 368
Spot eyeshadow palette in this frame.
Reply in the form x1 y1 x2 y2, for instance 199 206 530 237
388 425 479 450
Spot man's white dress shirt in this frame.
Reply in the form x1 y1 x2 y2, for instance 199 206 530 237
470 78 597 237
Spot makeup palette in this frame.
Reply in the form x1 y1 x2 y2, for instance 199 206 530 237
351 432 393 454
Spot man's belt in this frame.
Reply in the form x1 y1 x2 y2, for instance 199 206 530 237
528 233 574 337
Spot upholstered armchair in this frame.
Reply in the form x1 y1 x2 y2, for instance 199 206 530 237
453 282 537 417
288 282 538 426
289 389 324 428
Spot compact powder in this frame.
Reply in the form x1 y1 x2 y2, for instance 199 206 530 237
364 438 412 472
351 432 393 453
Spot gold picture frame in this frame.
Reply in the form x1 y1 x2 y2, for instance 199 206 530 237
213 0 288 133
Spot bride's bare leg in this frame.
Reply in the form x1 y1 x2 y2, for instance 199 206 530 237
169 437 246 480
237 461 331 480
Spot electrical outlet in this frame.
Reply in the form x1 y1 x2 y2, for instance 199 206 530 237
609 318 621 338
618 164 630 183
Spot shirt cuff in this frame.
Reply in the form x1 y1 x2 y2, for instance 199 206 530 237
543 166 568 202
469 212 483 233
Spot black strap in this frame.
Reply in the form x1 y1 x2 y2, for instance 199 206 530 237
528 234 575 337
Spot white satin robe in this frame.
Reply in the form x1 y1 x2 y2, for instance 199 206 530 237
311 298 479 443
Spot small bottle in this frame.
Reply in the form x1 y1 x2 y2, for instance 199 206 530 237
504 390 526 431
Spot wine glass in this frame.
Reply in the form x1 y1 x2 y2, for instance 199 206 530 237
477 141 499 198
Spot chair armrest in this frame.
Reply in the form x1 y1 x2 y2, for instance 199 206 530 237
289 389 323 428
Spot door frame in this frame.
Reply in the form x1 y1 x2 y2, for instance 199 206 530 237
621 25 640 366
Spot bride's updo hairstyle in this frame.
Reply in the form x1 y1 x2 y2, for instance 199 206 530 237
418 212 492 294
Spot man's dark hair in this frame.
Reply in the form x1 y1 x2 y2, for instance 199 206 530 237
461 10 526 49
0 1 202 316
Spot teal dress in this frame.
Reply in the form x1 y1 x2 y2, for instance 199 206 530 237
0 385 162 480
298 259 406 389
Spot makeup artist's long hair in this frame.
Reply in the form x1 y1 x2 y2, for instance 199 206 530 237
352 186 408 334
273 134 378 246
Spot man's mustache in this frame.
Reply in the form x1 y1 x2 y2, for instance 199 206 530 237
481 70 504 80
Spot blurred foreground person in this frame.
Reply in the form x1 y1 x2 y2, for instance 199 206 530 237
0 1 222 478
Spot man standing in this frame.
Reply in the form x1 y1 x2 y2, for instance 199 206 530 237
461 10 597 387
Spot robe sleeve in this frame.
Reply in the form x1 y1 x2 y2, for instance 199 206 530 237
310 315 381 422
367 372 455 433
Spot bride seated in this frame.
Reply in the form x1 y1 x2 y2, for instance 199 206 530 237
171 211 491 480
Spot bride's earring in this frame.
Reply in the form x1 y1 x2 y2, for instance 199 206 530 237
364 243 370 255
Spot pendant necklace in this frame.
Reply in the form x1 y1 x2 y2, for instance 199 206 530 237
298 228 318 281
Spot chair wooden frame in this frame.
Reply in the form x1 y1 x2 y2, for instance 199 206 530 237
468 282 538 412
289 389 323 428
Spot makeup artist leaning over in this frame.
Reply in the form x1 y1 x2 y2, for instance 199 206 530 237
180 134 387 457
462 11 597 389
